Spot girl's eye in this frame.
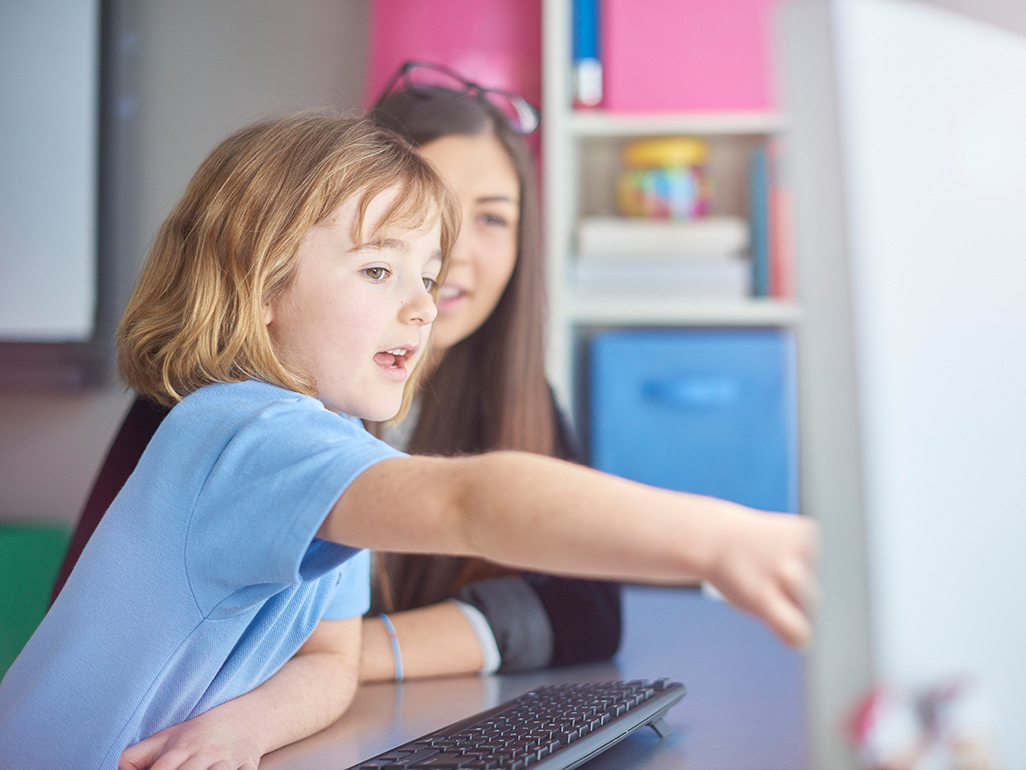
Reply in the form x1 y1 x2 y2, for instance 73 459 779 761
363 266 389 281
423 277 438 292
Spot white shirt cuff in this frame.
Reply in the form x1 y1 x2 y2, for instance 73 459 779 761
450 599 501 675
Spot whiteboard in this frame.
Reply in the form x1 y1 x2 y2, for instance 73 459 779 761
0 0 99 341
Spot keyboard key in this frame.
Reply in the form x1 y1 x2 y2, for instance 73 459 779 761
409 752 472 768
384 748 441 768
558 728 580 743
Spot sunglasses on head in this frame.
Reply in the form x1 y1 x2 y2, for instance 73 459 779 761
373 61 540 136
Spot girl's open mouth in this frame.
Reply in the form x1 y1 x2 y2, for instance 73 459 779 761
373 347 414 379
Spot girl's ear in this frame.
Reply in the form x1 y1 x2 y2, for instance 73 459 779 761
262 300 275 326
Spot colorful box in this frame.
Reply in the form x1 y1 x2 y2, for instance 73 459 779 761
600 0 780 113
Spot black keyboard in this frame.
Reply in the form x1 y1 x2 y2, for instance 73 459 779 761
347 679 686 770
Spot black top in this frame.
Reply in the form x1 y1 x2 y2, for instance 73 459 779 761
51 395 621 671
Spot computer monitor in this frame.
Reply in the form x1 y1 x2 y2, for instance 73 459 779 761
779 1 1026 767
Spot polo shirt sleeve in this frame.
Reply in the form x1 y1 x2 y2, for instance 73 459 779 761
320 548 372 620
184 398 402 615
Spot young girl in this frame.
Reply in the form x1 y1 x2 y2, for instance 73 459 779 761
51 66 620 682
1 113 815 770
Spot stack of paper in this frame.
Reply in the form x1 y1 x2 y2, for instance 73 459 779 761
574 216 752 296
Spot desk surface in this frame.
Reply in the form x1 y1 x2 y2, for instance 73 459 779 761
263 587 807 770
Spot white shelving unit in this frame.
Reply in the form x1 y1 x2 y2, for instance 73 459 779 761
541 0 800 405
569 111 788 136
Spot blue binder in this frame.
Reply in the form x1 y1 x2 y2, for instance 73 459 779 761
589 329 798 513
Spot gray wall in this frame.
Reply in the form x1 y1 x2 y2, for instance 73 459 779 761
923 0 1026 32
0 0 369 523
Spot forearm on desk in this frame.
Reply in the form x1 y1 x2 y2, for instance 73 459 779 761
361 573 621 680
218 617 362 753
119 617 361 769
361 601 486 682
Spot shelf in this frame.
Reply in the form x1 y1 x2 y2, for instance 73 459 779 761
567 110 788 137
564 291 801 327
540 0 798 404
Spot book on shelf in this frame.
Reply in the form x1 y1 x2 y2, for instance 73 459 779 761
749 145 771 296
573 0 603 107
574 255 752 298
576 215 749 263
747 140 795 299
769 141 796 299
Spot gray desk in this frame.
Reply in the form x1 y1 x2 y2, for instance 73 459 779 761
263 587 807 770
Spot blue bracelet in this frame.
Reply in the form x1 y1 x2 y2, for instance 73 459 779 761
378 613 404 682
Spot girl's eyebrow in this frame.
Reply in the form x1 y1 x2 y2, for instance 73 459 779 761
369 237 410 252
360 239 444 266
355 237 412 254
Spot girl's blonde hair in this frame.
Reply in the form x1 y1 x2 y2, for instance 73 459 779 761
118 113 459 416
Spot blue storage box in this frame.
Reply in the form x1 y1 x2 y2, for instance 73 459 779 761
589 329 798 513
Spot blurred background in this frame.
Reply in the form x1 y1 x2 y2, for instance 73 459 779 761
2 1 1025 767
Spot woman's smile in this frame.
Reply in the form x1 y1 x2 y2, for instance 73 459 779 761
436 284 468 315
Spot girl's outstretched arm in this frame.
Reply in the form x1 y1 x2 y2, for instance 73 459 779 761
321 452 817 648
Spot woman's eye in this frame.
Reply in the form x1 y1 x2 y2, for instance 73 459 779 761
363 267 389 281
479 212 510 228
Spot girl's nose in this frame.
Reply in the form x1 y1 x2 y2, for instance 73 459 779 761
402 280 438 326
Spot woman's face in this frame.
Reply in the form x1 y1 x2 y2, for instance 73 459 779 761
417 132 520 354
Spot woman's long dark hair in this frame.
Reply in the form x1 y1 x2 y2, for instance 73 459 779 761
368 87 561 611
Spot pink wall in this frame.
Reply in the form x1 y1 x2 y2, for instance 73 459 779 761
366 0 542 109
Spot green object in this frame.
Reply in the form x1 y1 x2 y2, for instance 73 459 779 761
0 523 70 678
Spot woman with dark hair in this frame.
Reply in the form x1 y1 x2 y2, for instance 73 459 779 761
360 64 620 680
52 62 619 682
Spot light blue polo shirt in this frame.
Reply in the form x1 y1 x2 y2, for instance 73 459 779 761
0 381 403 769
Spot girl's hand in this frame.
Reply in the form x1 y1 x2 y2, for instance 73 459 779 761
118 711 261 770
705 509 819 648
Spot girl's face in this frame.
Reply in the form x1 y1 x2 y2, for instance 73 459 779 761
417 132 520 354
265 187 443 420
